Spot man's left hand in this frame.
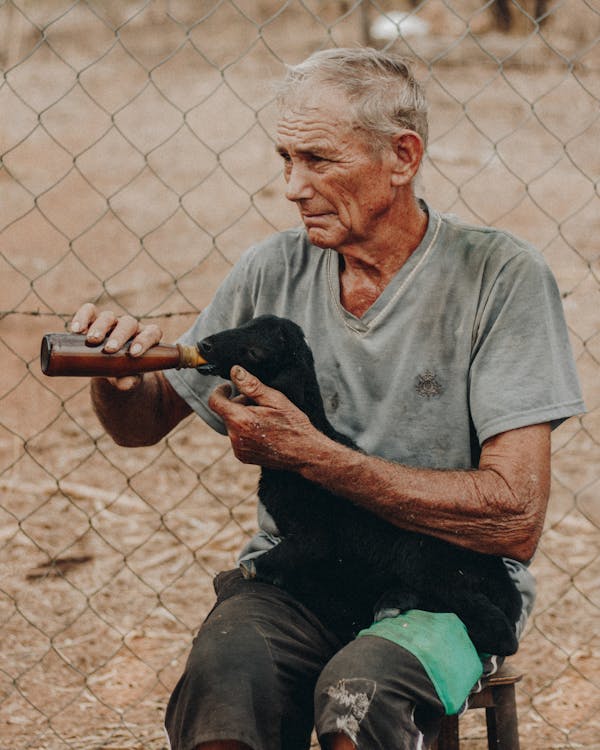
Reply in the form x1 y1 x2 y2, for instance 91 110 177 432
208 366 319 470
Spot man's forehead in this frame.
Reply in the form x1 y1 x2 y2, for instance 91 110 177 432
278 85 354 124
283 82 350 111
276 97 357 149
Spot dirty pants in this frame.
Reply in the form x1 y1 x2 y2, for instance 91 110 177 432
165 569 452 750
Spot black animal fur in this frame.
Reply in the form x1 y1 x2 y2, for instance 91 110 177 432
197 315 522 654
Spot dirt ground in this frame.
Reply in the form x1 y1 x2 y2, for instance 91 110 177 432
1 2 599 748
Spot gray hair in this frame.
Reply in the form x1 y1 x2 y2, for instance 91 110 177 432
276 47 429 149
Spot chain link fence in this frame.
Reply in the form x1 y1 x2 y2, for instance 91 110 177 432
1 1 598 748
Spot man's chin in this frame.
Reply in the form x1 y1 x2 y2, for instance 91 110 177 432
306 226 344 249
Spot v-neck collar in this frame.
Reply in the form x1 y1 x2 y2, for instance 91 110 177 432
326 202 442 334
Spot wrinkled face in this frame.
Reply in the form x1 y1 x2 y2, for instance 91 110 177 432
196 315 305 384
276 89 398 250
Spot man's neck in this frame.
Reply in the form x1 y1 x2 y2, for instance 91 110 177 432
338 197 428 317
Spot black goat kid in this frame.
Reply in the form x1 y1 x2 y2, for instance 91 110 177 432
197 315 521 655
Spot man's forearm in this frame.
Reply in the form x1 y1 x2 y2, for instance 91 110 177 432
297 424 550 563
91 372 191 447
207 368 551 563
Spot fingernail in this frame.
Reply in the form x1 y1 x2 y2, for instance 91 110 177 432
71 321 81 333
130 343 142 355
232 366 246 381
105 338 119 352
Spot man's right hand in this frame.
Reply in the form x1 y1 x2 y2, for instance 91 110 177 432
70 303 163 391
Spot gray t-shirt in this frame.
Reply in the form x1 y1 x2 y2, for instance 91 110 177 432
166 203 585 632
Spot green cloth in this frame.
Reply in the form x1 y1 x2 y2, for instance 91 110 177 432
358 609 483 715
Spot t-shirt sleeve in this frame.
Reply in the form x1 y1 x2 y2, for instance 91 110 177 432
164 246 261 433
469 249 585 445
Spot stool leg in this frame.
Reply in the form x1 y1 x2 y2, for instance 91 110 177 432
485 684 520 750
434 714 459 750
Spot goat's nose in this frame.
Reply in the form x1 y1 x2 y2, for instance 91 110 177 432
198 339 212 355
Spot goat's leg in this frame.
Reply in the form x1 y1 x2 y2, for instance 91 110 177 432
241 534 330 588
374 587 422 616
375 585 518 656
444 590 519 656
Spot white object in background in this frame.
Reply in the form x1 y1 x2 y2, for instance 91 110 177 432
370 11 430 40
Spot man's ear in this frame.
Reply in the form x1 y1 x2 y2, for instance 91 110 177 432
390 130 424 186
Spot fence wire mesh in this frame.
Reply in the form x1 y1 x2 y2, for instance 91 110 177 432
0 1 598 748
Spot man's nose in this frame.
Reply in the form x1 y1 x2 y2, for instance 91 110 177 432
284 163 314 202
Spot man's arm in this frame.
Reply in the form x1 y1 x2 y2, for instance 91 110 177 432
91 372 192 446
71 303 192 446
295 422 550 563
209 366 551 563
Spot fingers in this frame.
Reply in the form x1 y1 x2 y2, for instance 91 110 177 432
116 321 162 356
208 376 274 434
208 383 235 419
87 312 140 352
229 366 288 407
209 368 287 418
208 382 268 466
207 367 315 468
70 304 123 343
106 374 143 392
69 303 162 356
70 302 98 334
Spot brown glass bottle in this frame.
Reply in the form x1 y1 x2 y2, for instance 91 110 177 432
40 333 207 377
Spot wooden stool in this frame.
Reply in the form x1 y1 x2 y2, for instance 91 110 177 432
432 664 522 750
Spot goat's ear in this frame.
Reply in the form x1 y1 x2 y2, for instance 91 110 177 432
276 319 291 343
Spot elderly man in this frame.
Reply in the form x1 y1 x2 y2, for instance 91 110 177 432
72 48 584 750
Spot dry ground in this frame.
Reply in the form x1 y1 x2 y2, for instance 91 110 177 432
1 2 599 748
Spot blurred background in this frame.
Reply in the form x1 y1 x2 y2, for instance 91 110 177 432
1 1 598 748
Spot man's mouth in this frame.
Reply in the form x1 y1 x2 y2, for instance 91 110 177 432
302 212 334 223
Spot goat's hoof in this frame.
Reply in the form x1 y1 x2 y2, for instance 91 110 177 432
240 560 257 580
